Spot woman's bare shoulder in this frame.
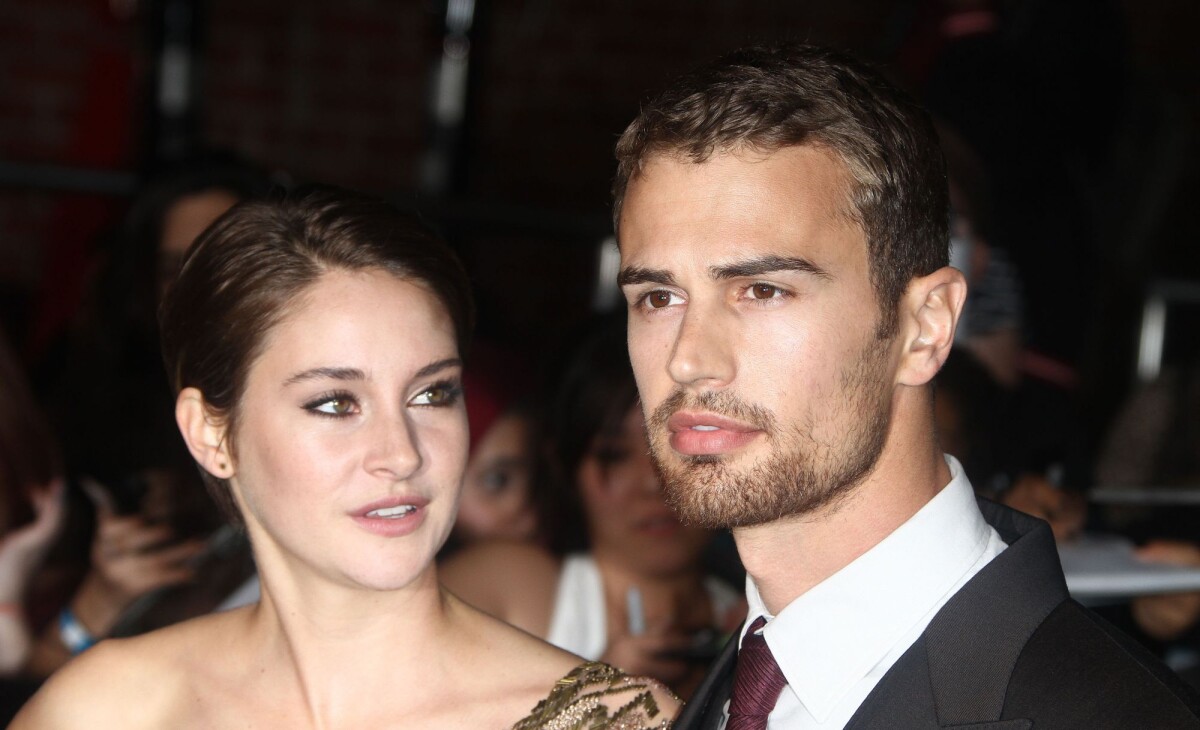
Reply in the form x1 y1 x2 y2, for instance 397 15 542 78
440 597 589 727
11 610 245 729
12 637 179 728
448 590 578 666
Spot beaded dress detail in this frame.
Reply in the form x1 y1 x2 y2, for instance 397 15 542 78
512 661 676 729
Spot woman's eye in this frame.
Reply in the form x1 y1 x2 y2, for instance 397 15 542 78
480 469 512 494
411 383 461 406
642 290 681 309
592 447 631 466
308 396 357 416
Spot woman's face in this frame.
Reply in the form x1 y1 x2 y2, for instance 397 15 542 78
227 268 467 591
456 412 538 542
579 404 712 575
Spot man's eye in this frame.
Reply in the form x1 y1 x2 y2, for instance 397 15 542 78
748 283 784 300
642 290 681 309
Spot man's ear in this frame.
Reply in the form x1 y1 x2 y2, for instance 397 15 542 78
176 387 234 479
896 266 967 387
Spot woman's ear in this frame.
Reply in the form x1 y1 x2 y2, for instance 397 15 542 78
176 387 234 479
896 266 967 387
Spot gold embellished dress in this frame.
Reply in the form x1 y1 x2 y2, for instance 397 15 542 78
511 661 676 729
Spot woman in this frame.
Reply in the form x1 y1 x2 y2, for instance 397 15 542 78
452 346 541 547
442 321 744 698
14 188 677 728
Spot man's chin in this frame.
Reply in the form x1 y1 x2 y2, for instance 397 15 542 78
659 468 765 530
680 452 725 466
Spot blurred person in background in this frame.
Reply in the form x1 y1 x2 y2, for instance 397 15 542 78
1093 363 1200 686
936 120 1200 674
442 319 744 699
935 347 1200 686
25 153 273 676
0 333 65 720
450 344 542 548
937 121 1091 540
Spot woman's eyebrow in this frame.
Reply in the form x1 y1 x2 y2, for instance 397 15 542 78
414 357 463 379
284 367 365 386
283 357 461 387
709 254 832 281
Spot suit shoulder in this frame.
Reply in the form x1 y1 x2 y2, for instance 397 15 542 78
1006 600 1200 727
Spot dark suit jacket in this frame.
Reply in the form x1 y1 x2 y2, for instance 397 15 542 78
675 500 1200 729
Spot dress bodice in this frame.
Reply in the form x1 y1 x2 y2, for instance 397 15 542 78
512 661 676 729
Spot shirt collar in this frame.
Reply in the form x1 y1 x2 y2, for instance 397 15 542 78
741 455 994 722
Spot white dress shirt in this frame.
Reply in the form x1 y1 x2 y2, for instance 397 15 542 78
723 455 1008 729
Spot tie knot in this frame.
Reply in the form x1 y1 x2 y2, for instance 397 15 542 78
727 617 788 729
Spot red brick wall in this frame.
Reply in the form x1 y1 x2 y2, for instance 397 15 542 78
0 0 135 346
468 1 895 210
2 0 1198 358
203 0 433 190
1 0 903 350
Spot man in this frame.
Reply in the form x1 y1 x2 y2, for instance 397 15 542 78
613 43 1200 729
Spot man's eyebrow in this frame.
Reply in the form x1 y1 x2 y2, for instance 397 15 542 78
710 255 833 281
617 266 677 288
284 367 365 386
283 358 460 387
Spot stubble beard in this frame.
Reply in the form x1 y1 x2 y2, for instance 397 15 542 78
647 343 894 529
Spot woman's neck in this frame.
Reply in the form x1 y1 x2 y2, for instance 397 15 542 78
248 560 458 726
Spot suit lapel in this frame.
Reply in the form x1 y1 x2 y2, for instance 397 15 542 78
843 635 1033 730
923 501 1066 725
848 500 1064 729
673 631 738 730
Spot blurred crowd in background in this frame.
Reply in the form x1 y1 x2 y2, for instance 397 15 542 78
1 0 1199 722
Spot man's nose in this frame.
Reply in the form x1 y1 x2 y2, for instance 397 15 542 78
667 302 736 388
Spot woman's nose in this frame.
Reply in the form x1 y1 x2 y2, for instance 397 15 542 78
363 413 423 480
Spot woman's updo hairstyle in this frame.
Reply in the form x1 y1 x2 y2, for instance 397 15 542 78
159 185 474 518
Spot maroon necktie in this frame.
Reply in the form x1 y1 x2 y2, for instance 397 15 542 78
727 617 788 730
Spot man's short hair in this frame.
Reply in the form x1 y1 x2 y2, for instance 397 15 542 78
613 43 949 337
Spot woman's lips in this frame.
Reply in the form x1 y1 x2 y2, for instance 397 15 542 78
350 496 429 537
666 411 763 456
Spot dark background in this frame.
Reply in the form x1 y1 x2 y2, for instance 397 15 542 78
1 0 1198 465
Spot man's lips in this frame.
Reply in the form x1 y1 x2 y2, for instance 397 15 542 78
666 411 764 456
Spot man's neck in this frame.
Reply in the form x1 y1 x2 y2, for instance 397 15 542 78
733 424 952 615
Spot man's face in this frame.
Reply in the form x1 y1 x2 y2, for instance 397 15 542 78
618 146 899 529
